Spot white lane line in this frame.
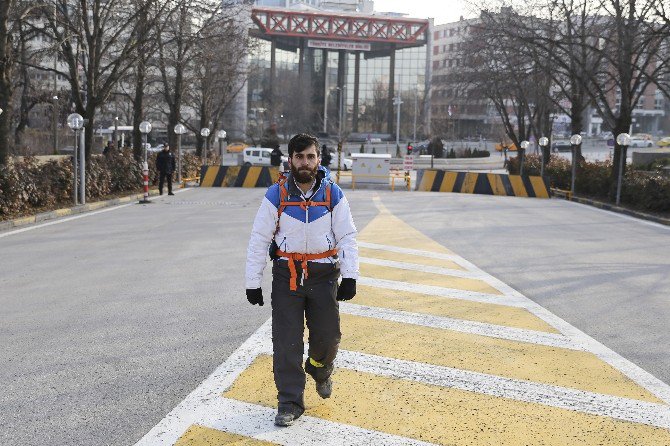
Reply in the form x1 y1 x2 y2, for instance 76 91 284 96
359 241 464 263
361 241 670 404
195 398 438 446
135 319 437 446
358 276 529 308
336 349 670 430
360 256 493 281
339 303 584 351
0 188 194 239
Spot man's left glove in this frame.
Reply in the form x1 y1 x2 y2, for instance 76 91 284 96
246 288 264 306
336 278 356 301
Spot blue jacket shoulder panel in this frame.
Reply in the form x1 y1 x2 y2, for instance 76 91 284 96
264 183 281 209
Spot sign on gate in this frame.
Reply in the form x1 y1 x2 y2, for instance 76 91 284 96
403 155 414 171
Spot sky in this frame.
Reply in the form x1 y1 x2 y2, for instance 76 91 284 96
372 0 477 24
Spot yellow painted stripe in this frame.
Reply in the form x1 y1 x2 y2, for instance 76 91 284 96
359 263 503 295
461 172 479 194
508 175 528 197
223 166 239 187
339 314 661 403
55 208 72 216
175 424 276 445
355 284 558 333
359 247 464 270
12 216 35 226
201 166 220 187
225 355 670 446
269 167 280 183
530 176 550 198
86 202 106 210
358 211 455 255
439 171 459 192
242 167 261 188
486 173 508 196
418 169 437 190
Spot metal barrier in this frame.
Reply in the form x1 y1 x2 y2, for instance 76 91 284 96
179 176 200 188
351 170 411 191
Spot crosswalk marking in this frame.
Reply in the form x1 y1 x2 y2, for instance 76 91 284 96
136 196 670 444
339 302 582 350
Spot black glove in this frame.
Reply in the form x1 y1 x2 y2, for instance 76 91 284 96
246 288 264 306
336 278 356 301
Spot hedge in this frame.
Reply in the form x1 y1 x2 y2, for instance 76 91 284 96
506 154 670 212
0 150 206 219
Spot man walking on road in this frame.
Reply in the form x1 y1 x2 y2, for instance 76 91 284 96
156 143 176 195
245 133 359 427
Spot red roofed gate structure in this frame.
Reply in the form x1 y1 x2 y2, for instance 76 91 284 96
248 7 430 137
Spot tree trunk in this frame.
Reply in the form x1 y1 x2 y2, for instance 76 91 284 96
0 0 14 165
569 99 584 161
132 61 146 161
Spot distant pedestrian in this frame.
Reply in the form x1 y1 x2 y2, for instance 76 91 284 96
271 145 284 168
103 141 115 156
320 145 332 168
156 143 176 195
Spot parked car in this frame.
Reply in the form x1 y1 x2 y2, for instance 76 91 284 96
629 137 653 148
552 140 572 152
227 142 248 153
656 137 670 147
328 154 353 171
243 147 287 166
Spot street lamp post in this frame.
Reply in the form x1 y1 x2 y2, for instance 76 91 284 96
217 129 227 166
200 126 210 166
52 96 59 154
138 121 152 204
113 116 119 149
66 113 84 206
519 140 529 176
393 96 403 158
139 121 152 164
174 123 186 184
538 137 549 178
569 133 582 196
615 133 630 206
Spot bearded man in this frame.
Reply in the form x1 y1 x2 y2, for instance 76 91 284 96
245 133 359 426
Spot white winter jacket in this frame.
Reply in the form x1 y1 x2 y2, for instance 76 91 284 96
245 167 359 289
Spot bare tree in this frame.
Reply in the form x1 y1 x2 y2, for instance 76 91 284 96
29 0 155 160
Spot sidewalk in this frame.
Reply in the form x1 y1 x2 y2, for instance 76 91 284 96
0 189 161 231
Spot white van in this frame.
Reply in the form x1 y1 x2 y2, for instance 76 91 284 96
242 147 287 166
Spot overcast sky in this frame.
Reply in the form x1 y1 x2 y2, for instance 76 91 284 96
372 0 478 24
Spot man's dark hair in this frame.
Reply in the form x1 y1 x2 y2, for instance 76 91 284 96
288 133 320 158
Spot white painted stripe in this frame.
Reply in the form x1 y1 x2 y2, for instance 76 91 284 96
135 319 436 446
336 349 670 430
340 303 584 351
196 398 438 446
360 239 670 404
360 256 490 280
359 241 463 262
358 276 529 308
0 188 194 239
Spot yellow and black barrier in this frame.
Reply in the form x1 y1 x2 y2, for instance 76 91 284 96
416 170 551 198
199 166 280 188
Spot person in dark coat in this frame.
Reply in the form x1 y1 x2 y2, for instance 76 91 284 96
320 144 332 168
156 143 176 195
270 145 283 168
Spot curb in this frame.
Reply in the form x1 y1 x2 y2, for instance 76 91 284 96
551 189 670 226
0 189 160 231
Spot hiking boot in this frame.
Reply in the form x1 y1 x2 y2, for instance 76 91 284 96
168 192 175 195
315 376 332 399
274 403 304 427
305 358 334 399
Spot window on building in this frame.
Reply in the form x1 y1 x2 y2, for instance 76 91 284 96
449 43 454 51
433 46 438 55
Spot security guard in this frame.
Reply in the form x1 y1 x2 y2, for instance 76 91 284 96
245 133 359 426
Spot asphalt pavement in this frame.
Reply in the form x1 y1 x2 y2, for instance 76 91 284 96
1 187 669 445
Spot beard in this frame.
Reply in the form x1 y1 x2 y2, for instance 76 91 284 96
291 163 318 184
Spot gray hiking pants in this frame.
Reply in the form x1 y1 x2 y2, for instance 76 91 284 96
271 259 341 410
